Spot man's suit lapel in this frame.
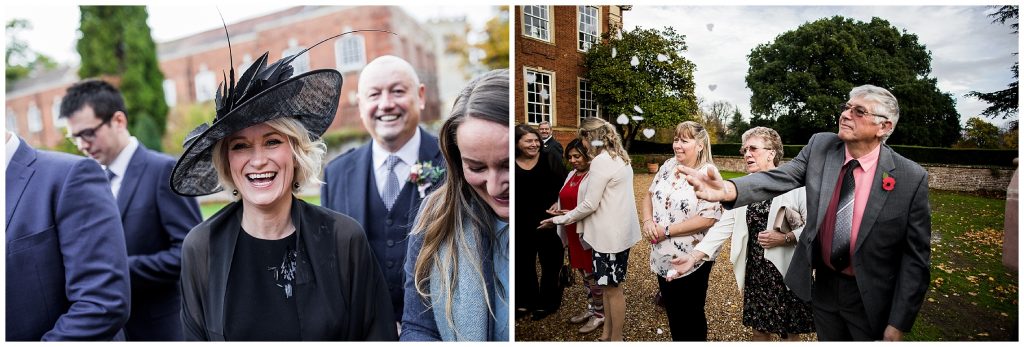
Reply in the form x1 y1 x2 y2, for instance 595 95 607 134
345 144 373 225
814 141 846 231
854 145 895 254
5 142 36 230
116 145 148 215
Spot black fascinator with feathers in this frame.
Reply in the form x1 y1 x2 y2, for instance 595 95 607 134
170 16 391 196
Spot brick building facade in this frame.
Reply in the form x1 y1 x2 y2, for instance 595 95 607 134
6 6 440 149
514 5 629 146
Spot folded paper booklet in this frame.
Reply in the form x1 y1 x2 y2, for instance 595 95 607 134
772 206 804 233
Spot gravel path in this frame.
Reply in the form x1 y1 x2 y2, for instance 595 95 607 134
514 173 818 341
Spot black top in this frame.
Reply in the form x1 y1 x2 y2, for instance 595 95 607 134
225 229 300 341
515 152 568 231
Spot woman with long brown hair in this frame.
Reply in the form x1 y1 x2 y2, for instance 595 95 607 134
400 69 510 341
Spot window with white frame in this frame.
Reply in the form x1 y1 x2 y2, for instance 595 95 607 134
238 54 253 73
523 6 551 42
27 102 42 133
52 96 66 129
578 6 599 52
7 108 18 133
282 39 309 75
525 68 553 124
194 65 217 102
335 34 366 73
162 79 177 107
579 78 599 122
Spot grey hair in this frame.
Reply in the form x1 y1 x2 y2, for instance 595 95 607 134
849 84 900 141
741 126 784 166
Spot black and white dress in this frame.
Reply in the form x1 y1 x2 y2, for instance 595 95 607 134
742 200 815 336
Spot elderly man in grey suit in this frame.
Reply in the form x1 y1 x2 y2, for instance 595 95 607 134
678 85 930 341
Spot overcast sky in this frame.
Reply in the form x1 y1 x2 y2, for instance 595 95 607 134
625 5 1019 128
4 4 497 67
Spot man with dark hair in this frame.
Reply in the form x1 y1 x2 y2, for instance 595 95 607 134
6 130 131 340
60 79 202 341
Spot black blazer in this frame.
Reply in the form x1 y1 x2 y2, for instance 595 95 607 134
179 198 397 340
728 132 931 335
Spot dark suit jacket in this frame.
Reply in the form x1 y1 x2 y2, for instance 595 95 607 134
180 198 397 340
728 132 931 335
321 129 444 319
6 138 131 340
118 144 201 340
542 137 563 158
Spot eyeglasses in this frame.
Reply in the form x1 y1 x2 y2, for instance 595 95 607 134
66 118 111 143
739 145 771 156
840 103 889 120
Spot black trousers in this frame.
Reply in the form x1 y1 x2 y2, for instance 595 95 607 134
657 261 715 341
812 267 878 340
515 228 564 312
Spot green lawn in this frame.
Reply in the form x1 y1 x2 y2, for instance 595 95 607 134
200 196 321 219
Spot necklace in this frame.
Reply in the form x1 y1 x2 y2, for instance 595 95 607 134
568 171 588 187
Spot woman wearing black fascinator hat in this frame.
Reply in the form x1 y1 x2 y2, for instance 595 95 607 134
171 31 397 340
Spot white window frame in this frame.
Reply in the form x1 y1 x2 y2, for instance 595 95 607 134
522 5 552 42
524 68 554 125
194 65 217 103
578 78 600 122
162 79 177 107
578 6 600 52
52 96 66 129
238 53 253 73
7 108 18 133
27 102 42 133
282 40 310 75
335 34 366 73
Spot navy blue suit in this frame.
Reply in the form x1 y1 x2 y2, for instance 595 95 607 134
6 137 131 340
321 129 444 321
117 144 201 341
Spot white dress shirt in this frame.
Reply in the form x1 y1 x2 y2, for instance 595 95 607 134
103 136 139 198
6 131 21 168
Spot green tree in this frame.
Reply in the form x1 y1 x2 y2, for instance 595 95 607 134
584 26 698 150
699 99 732 144
966 5 1018 120
725 108 750 143
747 16 961 147
77 6 168 151
1002 120 1018 149
955 117 1003 149
475 6 509 70
6 19 58 87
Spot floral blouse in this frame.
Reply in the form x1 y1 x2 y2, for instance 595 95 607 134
648 158 723 278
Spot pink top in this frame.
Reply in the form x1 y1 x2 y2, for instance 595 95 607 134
840 144 880 275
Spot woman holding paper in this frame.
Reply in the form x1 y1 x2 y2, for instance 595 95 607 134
669 126 814 341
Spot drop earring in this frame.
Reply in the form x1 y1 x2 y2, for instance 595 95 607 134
232 189 238 196
294 182 300 189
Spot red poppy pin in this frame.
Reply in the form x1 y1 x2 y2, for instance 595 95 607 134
882 172 895 191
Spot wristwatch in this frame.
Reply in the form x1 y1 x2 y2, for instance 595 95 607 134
785 233 792 244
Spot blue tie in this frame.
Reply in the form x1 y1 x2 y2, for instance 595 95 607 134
383 155 401 210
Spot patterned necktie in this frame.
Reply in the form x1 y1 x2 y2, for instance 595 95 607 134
105 168 116 183
383 155 401 210
831 159 860 270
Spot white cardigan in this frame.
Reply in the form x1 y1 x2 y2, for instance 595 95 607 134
693 187 807 291
551 152 641 254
